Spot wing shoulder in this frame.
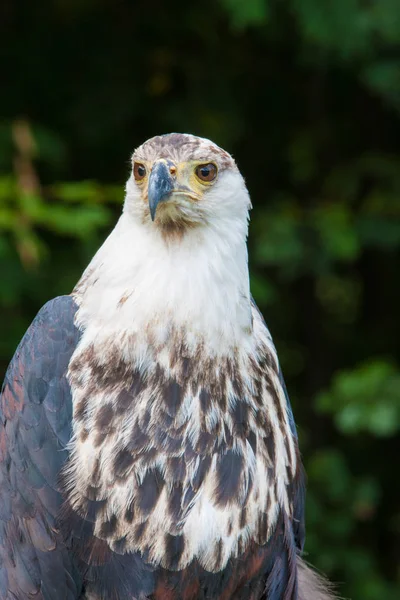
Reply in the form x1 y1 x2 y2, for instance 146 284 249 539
0 295 82 600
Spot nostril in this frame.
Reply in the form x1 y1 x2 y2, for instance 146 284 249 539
169 166 177 176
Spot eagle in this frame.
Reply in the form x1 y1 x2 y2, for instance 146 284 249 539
0 134 334 600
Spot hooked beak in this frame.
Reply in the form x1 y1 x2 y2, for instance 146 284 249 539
148 160 175 221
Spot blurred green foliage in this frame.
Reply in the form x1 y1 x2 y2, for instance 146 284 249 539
1 1 399 598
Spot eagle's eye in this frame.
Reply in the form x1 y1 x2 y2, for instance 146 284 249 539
195 163 218 183
133 162 147 181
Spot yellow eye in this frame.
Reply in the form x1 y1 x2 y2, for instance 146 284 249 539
195 163 218 183
133 162 146 181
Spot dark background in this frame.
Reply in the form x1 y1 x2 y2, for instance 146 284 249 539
1 1 399 598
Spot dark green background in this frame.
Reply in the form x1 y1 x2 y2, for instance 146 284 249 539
1 1 399 598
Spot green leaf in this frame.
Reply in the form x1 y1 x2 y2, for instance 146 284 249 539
219 0 269 29
316 360 400 437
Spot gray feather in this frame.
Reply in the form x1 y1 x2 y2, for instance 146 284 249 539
298 557 339 600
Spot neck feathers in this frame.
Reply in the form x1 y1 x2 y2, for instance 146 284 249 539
73 211 252 355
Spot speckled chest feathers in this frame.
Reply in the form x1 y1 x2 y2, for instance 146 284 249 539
65 322 298 573
65 330 299 572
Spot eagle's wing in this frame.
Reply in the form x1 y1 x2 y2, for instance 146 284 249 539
254 382 306 599
278 367 306 553
0 296 82 600
245 299 306 598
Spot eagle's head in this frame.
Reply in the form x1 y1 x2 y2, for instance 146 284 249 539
75 133 253 346
125 133 251 236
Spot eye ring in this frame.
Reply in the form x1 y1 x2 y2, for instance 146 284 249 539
133 162 147 181
195 163 218 183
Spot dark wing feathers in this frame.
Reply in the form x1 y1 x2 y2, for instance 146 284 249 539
0 296 81 600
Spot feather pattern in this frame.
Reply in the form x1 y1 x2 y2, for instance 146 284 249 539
0 133 336 599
